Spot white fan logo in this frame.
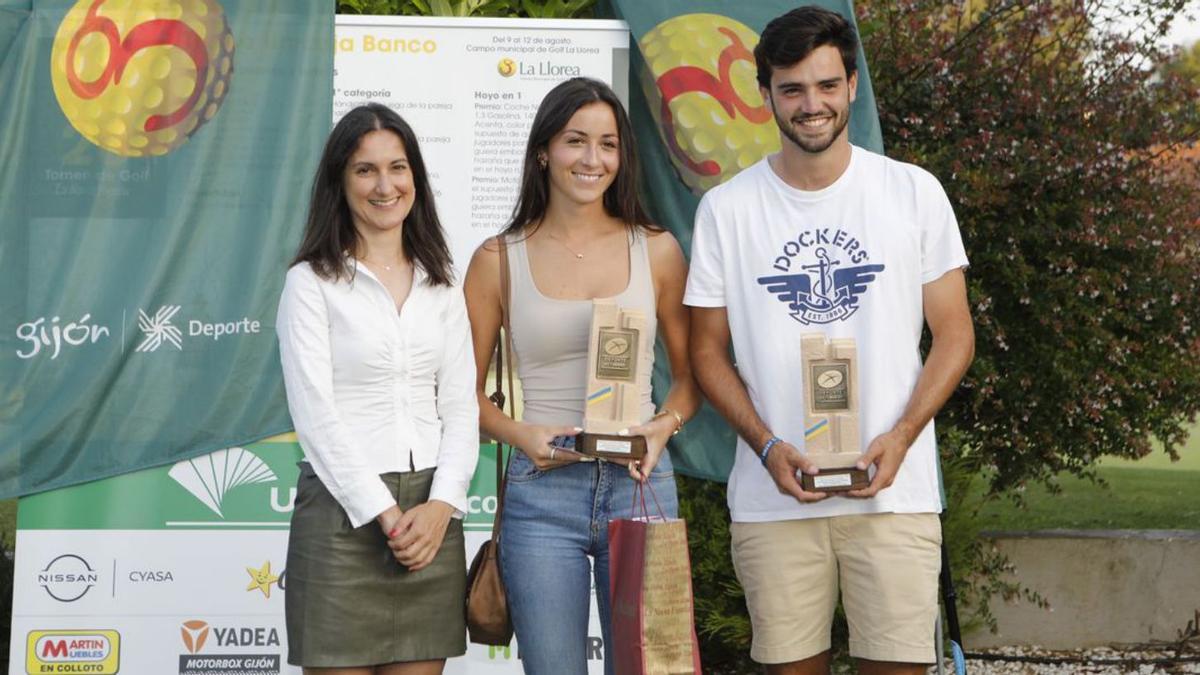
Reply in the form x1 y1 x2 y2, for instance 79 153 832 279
136 305 183 352
168 447 278 517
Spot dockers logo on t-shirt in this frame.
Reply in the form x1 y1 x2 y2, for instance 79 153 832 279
756 228 885 325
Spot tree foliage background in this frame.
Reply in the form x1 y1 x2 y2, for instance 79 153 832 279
859 0 1200 626
336 0 596 18
1161 32 1200 85
866 0 1200 487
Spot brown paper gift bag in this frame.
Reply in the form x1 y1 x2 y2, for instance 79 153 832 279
608 483 702 674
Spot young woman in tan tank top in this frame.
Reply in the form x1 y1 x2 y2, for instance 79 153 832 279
464 78 700 675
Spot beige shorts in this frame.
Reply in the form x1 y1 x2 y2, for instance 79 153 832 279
731 512 941 665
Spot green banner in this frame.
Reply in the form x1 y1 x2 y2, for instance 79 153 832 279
0 0 332 497
17 440 503 531
0 1 27 49
604 0 883 481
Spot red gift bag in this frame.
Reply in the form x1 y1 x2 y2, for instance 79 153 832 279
608 483 703 674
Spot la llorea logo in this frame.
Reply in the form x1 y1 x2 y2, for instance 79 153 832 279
757 228 885 325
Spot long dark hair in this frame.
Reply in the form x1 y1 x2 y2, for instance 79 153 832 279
292 103 453 286
502 77 655 236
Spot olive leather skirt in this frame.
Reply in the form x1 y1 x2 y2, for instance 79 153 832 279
285 462 466 667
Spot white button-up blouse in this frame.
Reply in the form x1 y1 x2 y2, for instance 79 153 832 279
276 261 479 528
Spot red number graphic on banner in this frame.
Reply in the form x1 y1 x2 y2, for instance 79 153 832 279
65 0 210 132
654 28 771 177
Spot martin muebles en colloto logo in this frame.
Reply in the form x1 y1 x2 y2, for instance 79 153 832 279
26 630 120 674
51 0 235 157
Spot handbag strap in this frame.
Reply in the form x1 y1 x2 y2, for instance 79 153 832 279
490 234 516 546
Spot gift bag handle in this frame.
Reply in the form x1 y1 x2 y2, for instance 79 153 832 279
631 476 667 521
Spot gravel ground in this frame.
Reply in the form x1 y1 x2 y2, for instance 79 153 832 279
712 641 1200 674
929 644 1200 674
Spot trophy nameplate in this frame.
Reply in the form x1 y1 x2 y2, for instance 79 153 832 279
579 300 648 460
799 334 869 492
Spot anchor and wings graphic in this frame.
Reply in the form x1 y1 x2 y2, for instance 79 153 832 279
757 247 885 325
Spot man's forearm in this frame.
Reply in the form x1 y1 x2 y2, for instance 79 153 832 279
693 348 773 452
891 326 974 445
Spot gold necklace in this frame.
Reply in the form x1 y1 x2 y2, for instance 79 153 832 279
547 232 586 260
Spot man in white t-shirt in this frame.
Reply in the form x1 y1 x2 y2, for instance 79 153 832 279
685 6 975 674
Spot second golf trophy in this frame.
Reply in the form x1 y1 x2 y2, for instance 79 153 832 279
579 300 648 460
800 333 869 492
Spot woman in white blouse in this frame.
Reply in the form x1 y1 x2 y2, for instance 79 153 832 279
276 103 478 675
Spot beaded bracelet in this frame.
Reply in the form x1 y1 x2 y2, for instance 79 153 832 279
759 436 782 466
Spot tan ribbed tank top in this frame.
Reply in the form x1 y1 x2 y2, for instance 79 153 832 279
506 229 657 427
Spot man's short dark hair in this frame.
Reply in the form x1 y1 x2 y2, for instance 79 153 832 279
754 5 859 89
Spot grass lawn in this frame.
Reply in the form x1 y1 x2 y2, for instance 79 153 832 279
969 422 1200 531
970 465 1200 531
1101 440 1200 470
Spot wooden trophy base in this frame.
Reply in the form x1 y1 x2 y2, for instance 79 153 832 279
578 432 647 461
801 467 870 493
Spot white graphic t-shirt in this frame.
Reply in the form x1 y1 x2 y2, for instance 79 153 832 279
684 146 969 522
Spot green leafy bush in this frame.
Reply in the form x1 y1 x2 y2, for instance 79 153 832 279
676 476 750 672
860 0 1200 485
0 541 11 670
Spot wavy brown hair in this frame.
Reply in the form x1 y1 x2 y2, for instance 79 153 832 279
292 103 453 286
502 77 657 237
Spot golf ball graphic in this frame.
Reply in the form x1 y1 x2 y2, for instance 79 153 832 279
51 0 235 157
639 13 780 194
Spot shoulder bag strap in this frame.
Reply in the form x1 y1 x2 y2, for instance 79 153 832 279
490 234 516 545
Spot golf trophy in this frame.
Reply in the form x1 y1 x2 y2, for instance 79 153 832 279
799 333 869 492
579 300 648 460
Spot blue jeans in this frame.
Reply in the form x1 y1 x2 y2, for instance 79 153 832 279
499 450 679 675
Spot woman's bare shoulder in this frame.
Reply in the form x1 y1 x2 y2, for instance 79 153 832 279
643 227 684 264
464 235 507 291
